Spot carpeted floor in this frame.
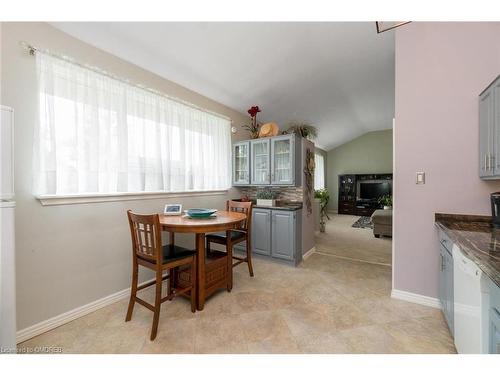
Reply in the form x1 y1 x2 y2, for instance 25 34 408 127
315 214 392 265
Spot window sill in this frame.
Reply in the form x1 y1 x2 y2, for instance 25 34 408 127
36 190 229 206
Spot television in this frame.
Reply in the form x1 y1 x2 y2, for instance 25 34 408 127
359 182 391 200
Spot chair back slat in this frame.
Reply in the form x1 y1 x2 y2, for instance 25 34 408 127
127 210 162 263
226 201 253 231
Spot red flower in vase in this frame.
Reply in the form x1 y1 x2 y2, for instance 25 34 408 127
247 106 261 118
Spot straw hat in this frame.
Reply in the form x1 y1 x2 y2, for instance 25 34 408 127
258 122 279 138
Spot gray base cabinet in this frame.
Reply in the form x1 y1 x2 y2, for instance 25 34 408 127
437 225 500 353
271 210 296 261
252 208 271 255
438 229 454 336
245 207 301 265
490 279 500 354
491 313 500 354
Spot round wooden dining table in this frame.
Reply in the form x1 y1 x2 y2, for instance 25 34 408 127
159 210 246 310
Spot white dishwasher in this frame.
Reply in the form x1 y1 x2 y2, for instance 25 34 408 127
453 244 490 353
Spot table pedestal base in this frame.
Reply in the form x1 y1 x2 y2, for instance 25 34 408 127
173 251 228 310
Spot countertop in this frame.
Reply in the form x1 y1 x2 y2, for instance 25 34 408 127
232 198 303 211
252 203 303 211
435 213 500 287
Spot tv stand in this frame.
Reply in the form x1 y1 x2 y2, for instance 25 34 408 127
338 173 392 216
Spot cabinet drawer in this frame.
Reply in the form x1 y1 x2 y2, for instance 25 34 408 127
437 229 453 253
339 201 354 207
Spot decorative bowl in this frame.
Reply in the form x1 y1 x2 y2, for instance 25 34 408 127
185 208 217 218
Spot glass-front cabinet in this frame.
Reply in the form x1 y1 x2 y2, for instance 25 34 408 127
271 135 295 185
233 141 250 185
232 134 298 186
251 138 271 185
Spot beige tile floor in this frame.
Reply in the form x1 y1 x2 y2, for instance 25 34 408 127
18 219 455 354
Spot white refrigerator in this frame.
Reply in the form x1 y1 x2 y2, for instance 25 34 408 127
0 105 16 353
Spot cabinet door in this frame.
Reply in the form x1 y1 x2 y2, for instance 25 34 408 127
479 88 494 177
494 79 500 175
491 281 500 353
491 306 500 354
251 139 270 185
439 243 454 336
271 135 295 185
252 209 271 255
271 210 295 261
444 249 454 336
439 246 446 312
233 141 250 185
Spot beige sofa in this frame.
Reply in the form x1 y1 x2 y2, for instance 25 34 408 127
371 209 392 238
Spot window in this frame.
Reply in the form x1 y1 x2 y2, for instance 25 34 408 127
314 152 325 190
34 52 232 196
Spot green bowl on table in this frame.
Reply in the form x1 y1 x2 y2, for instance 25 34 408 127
185 208 217 218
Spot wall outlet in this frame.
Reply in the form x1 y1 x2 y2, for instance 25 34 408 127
416 172 425 184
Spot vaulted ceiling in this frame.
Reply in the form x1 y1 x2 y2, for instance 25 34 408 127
51 22 395 150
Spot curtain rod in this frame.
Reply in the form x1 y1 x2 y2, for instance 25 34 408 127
19 41 233 123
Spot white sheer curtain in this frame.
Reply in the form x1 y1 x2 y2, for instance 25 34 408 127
34 52 232 196
314 152 325 190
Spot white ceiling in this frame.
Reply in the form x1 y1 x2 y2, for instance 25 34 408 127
51 22 395 150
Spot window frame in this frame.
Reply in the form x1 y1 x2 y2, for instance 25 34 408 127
314 152 326 190
34 51 232 204
35 189 229 206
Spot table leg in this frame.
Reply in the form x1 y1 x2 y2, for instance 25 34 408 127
168 231 175 297
226 230 233 292
196 233 206 311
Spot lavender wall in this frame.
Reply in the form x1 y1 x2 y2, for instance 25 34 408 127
394 22 500 298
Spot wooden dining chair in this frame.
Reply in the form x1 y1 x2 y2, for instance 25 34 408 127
206 201 254 283
125 210 196 340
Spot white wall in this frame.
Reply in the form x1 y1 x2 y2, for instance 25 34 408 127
0 22 249 331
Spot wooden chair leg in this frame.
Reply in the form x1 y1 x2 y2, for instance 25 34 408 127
190 258 196 313
206 238 211 255
246 237 254 277
168 268 175 300
150 269 163 341
125 261 138 321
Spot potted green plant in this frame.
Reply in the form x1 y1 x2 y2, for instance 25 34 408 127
314 189 330 232
256 189 278 207
378 194 392 210
284 121 318 140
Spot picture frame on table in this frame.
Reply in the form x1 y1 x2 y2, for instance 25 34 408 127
164 204 182 215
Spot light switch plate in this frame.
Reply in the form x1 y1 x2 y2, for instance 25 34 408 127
416 172 425 184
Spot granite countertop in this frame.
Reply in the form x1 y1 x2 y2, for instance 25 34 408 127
252 203 303 211
232 199 303 211
435 213 500 287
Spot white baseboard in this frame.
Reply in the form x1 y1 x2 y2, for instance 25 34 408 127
303 246 316 260
391 288 441 309
16 278 155 344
